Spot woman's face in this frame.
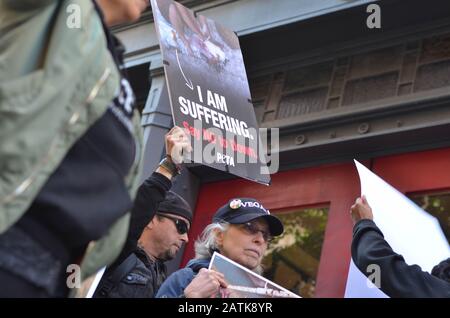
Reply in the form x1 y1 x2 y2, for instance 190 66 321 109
216 218 270 271
97 0 149 26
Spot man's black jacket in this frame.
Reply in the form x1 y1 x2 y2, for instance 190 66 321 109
352 219 450 298
94 172 171 298
95 247 167 298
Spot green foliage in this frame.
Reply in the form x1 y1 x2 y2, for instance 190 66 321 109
267 208 328 259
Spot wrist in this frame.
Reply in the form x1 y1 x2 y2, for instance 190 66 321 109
158 156 181 178
156 166 174 180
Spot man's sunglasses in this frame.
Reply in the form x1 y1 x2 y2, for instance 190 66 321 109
240 222 273 243
157 214 189 235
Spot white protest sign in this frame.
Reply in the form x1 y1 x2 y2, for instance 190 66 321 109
345 160 450 297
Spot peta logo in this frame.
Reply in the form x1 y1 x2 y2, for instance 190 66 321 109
217 152 235 166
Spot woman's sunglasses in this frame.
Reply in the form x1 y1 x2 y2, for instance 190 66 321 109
240 222 273 243
157 214 189 235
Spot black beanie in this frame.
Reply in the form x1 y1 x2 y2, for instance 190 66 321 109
158 191 193 225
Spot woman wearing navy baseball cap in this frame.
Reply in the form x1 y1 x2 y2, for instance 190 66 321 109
156 198 284 298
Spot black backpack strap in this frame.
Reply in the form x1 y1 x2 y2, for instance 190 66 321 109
93 253 138 298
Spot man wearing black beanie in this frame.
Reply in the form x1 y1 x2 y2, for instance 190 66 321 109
94 126 193 298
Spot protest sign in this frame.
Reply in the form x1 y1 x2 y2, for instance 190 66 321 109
151 0 270 184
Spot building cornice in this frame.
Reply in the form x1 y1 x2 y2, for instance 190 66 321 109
111 0 230 33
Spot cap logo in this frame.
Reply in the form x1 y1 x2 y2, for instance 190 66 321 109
239 201 270 214
229 199 242 209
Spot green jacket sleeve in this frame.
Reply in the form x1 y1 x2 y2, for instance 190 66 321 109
3 0 54 11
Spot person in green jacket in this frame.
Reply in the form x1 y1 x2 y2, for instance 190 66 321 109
0 0 151 297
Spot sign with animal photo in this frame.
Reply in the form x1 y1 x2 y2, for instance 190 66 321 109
151 0 270 185
209 252 301 298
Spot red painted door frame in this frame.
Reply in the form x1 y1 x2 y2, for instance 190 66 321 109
181 147 450 298
182 161 361 298
372 147 450 195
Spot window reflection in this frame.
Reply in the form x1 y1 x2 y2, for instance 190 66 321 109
409 191 450 243
262 207 328 298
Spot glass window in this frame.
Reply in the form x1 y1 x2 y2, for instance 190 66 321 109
262 207 329 298
409 191 450 242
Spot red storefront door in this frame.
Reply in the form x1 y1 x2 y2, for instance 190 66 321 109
181 147 450 297
182 161 361 297
372 148 450 199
